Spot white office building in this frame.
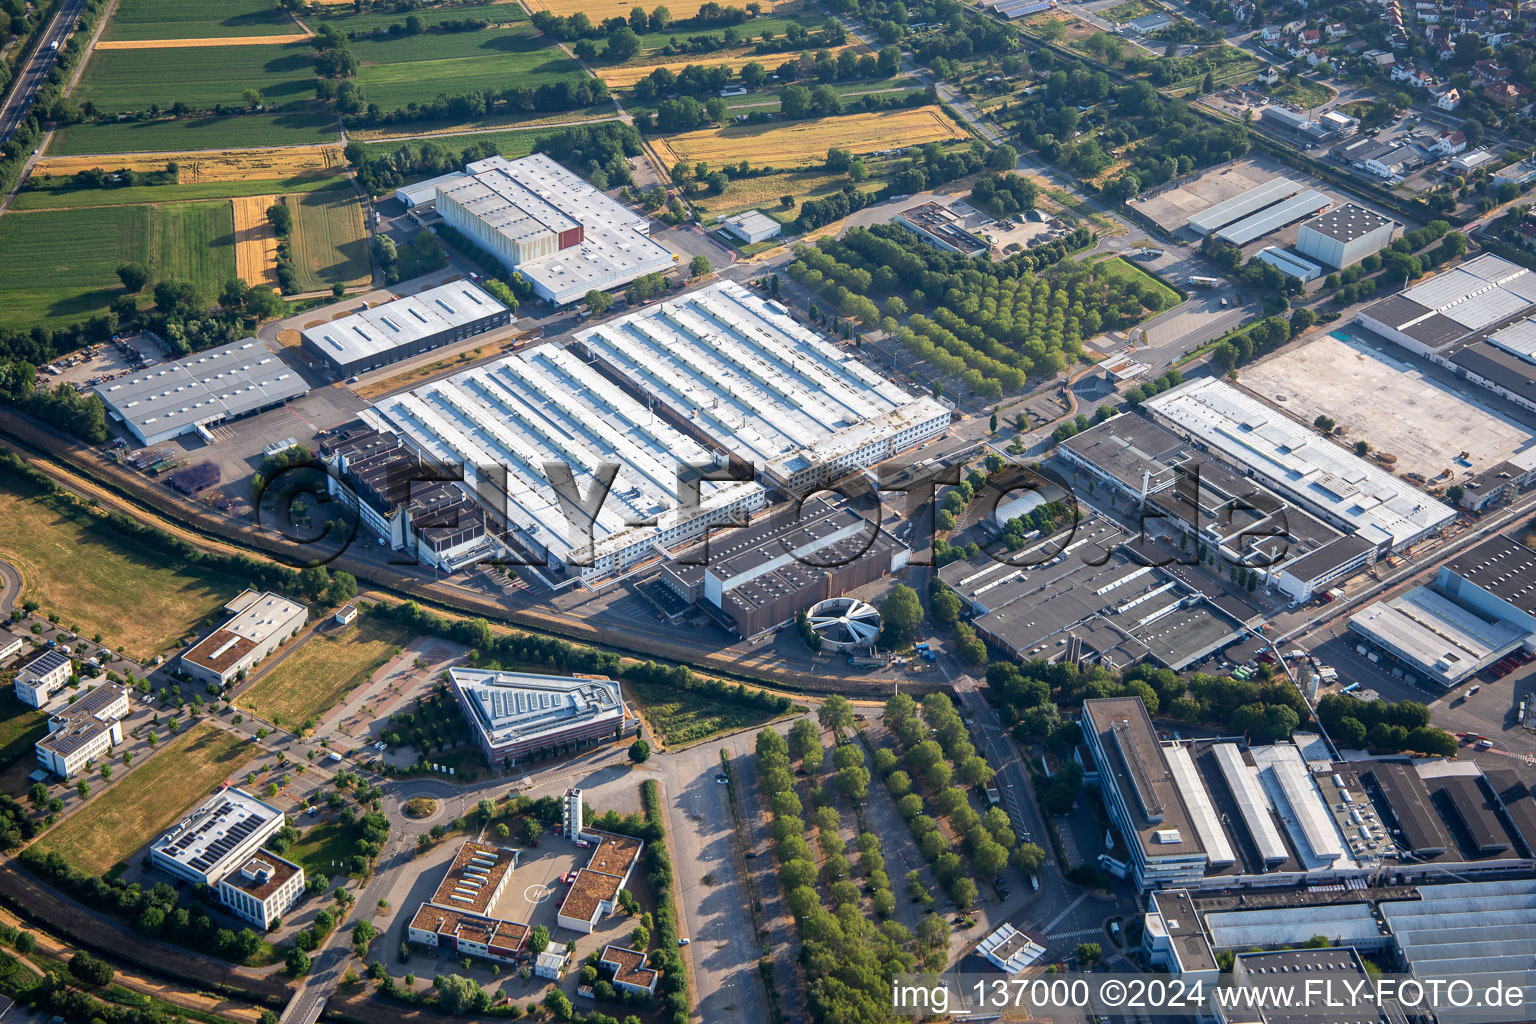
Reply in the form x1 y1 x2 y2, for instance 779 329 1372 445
14 649 71 707
217 854 305 930
434 154 676 305
180 590 308 688
35 684 130 779
150 788 288 886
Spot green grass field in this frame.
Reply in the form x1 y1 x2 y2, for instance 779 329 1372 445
34 723 250 875
0 692 48 771
76 43 317 114
101 0 296 40
353 26 581 109
0 486 237 658
361 126 557 159
1090 255 1183 312
628 11 823 53
48 112 339 155
309 0 526 35
0 203 235 328
287 185 370 290
11 174 348 211
241 616 408 730
626 680 784 747
285 819 364 881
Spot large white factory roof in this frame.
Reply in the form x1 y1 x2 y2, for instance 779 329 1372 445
301 282 507 368
1204 902 1380 950
1485 316 1536 362
1187 178 1301 235
364 342 764 571
1381 879 1536 1019
1253 743 1346 866
573 281 949 483
1214 190 1330 246
1212 742 1289 866
1143 379 1454 551
447 154 675 302
1164 744 1236 868
1349 585 1526 687
94 338 309 443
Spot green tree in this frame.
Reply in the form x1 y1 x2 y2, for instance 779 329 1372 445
1076 942 1102 965
117 262 149 292
438 974 491 1014
529 924 551 955
689 254 712 277
629 739 651 763
817 695 855 735
585 289 613 316
285 948 311 976
880 584 923 649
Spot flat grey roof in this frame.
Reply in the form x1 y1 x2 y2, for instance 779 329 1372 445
1215 190 1331 246
1449 341 1536 408
94 338 309 440
1444 534 1536 616
301 282 508 366
1059 414 1192 492
1360 293 1436 331
1366 762 1451 856
1299 203 1397 243
1085 697 1205 860
1187 178 1302 234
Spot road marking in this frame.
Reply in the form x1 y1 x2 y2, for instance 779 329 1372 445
1042 892 1089 933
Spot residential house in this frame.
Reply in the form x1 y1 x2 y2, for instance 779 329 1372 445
1434 87 1462 110
1436 129 1468 156
1485 82 1532 108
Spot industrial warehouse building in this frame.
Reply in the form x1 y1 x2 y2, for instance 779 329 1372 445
180 590 308 688
1143 379 1455 554
1188 179 1305 236
322 426 500 572
362 343 769 584
657 496 906 638
93 338 310 447
35 683 129 779
1059 415 1377 604
1294 203 1399 269
432 154 676 305
936 540 1246 672
1349 533 1536 686
299 282 510 378
573 281 950 493
1355 253 1536 415
449 669 635 766
407 841 528 965
1078 694 1536 892
718 209 781 245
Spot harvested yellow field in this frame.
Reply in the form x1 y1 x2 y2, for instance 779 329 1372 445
602 44 859 87
232 194 280 289
35 145 344 184
525 0 781 20
94 33 311 49
652 106 966 167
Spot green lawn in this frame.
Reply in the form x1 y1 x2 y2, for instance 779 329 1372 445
1090 255 1184 312
101 0 296 40
285 819 362 881
628 11 824 52
12 174 347 211
48 111 339 155
0 203 235 329
626 680 784 747
353 25 582 109
75 42 317 114
308 0 526 34
0 692 47 772
361 126 559 160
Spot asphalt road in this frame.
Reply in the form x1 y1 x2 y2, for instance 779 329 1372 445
0 0 84 143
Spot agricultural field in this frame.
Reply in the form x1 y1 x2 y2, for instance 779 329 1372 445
9 173 347 211
74 42 318 114
101 0 298 41
0 203 235 329
232 195 281 288
626 9 823 51
0 485 237 658
704 166 882 219
35 144 344 183
0 692 47 774
95 35 313 49
351 25 583 109
651 105 966 167
1101 0 1156 21
34 723 250 875
625 680 784 746
308 0 526 34
601 43 859 88
240 617 410 731
525 0 786 22
286 185 371 291
348 109 616 142
47 112 339 155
